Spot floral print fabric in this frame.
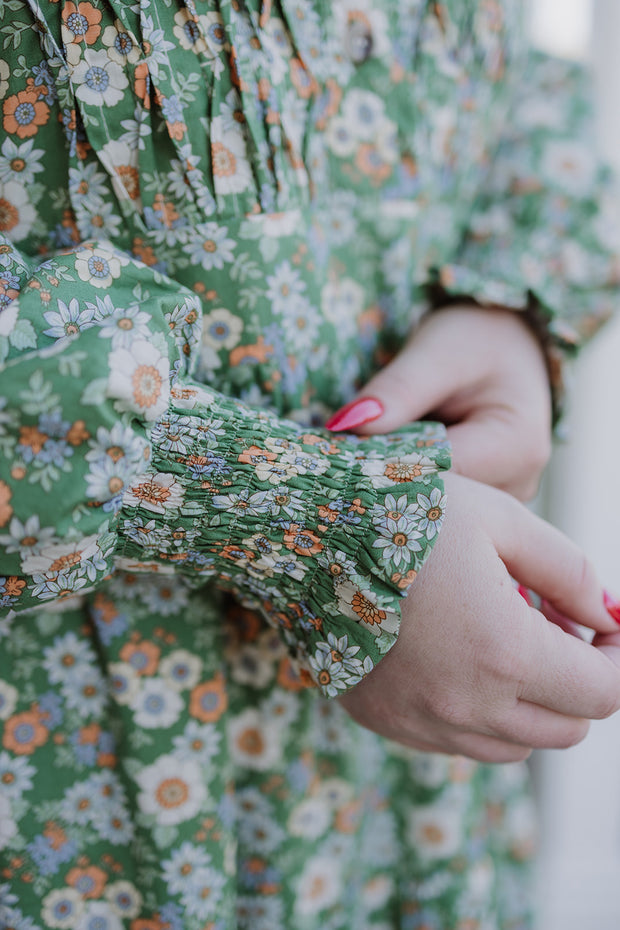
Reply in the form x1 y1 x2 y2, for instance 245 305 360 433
0 1 618 928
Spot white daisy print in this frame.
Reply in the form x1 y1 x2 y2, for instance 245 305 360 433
130 677 183 729
228 708 282 771
202 306 243 350
75 244 129 289
210 115 253 195
416 486 447 539
108 339 170 421
295 856 342 916
136 754 207 826
0 180 37 241
123 473 184 514
103 881 143 920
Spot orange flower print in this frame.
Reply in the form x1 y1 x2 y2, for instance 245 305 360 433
133 61 151 108
190 672 228 723
0 480 12 527
77 723 101 745
350 591 386 626
228 708 281 770
238 445 278 467
41 548 81 575
92 591 119 628
62 2 102 46
66 864 107 898
119 640 161 676
334 800 363 834
0 181 36 239
166 121 187 142
386 455 437 482
391 568 418 590
131 920 170 930
19 424 49 455
209 116 253 195
117 163 141 200
0 273 19 305
108 340 169 422
355 144 393 184
3 577 26 598
65 419 90 447
3 709 49 755
317 503 340 524
153 194 179 229
277 656 313 691
283 524 323 557
132 236 158 266
220 544 255 566
43 822 69 851
3 87 49 139
124 474 184 515
361 453 437 486
290 58 318 99
212 140 236 176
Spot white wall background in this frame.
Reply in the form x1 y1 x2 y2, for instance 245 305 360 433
527 1 620 927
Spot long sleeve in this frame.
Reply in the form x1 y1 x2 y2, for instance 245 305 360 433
431 51 620 420
429 49 620 408
0 235 450 695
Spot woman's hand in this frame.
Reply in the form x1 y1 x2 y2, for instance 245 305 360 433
327 305 552 501
338 473 620 762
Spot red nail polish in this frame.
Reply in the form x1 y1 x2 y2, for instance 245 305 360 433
325 397 384 432
604 590 620 624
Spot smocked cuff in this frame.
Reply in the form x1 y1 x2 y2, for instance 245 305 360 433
117 382 451 696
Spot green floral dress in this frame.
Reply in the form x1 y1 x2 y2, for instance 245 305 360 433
0 1 618 928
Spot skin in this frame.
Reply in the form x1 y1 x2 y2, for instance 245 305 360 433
340 472 620 762
337 307 620 759
353 304 554 500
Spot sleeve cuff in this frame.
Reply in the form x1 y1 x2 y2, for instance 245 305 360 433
117 382 451 696
426 265 569 424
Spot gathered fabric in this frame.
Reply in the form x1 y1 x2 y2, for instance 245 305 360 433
1 1 618 927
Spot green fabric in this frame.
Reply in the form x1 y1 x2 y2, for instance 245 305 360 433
0 1 617 927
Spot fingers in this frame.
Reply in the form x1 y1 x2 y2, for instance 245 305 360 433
511 606 620 719
447 412 549 501
505 702 590 749
592 630 620 670
486 487 620 635
539 599 586 640
337 340 463 435
409 732 534 764
447 734 533 764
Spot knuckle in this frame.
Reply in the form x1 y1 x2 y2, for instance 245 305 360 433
572 552 598 604
424 690 470 729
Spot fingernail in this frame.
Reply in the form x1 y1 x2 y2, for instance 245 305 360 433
325 397 384 432
603 590 620 624
518 585 533 606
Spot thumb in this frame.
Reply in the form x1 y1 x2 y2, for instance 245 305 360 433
325 341 459 435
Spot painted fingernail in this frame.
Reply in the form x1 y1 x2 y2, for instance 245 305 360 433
518 585 533 606
325 397 384 432
603 590 620 624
